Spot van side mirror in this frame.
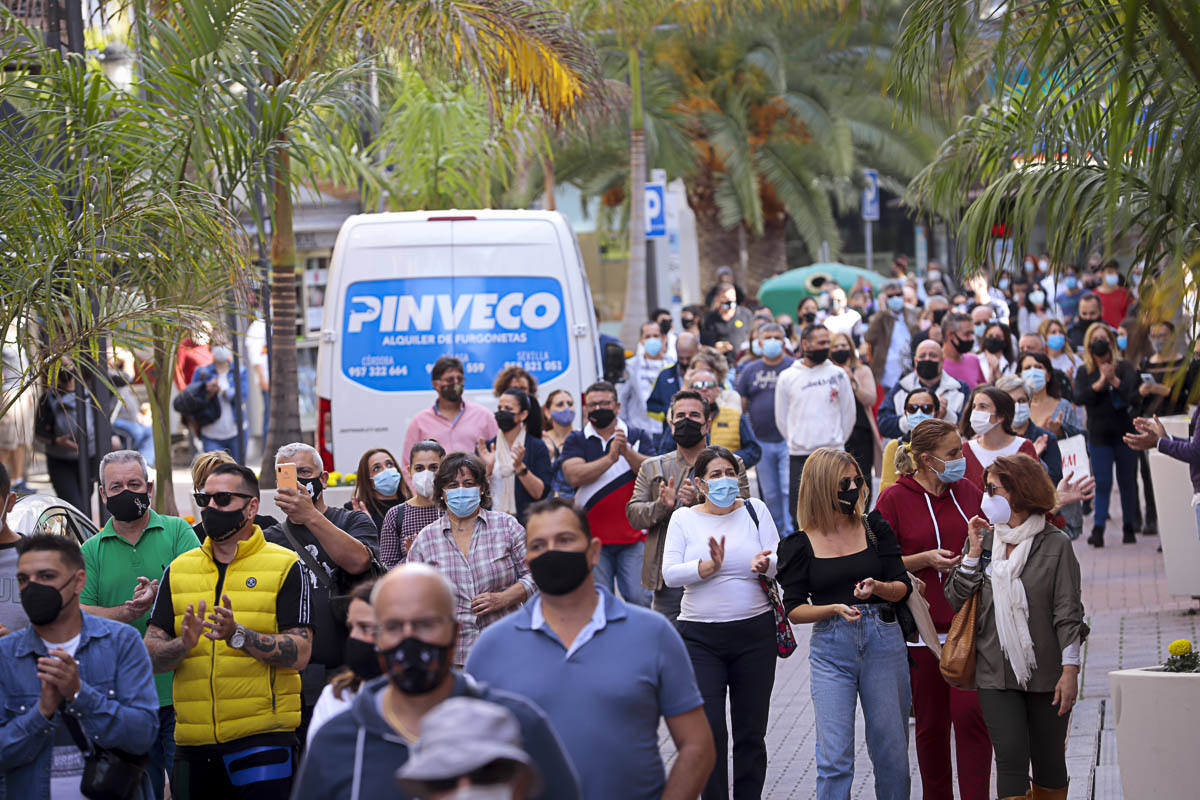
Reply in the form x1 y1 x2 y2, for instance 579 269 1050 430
603 341 626 385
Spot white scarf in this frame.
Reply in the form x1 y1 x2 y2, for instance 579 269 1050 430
989 513 1043 687
491 427 525 516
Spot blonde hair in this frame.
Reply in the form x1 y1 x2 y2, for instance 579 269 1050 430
830 332 861 368
1081 322 1116 374
1037 317 1079 363
191 450 235 491
894 419 959 476
693 346 729 383
796 447 866 533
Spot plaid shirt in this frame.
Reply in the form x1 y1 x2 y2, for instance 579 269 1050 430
406 508 536 665
378 501 444 568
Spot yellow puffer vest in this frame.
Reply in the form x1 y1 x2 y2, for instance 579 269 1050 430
710 404 743 453
169 526 303 746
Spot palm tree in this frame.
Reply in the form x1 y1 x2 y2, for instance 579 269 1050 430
895 0 1200 326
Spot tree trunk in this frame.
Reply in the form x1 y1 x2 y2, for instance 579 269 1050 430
260 148 302 486
542 154 556 212
148 324 179 514
619 47 648 347
745 218 789 295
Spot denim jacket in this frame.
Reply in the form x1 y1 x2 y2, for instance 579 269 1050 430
0 612 159 800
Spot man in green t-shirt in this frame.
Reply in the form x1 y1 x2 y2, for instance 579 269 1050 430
81 450 200 800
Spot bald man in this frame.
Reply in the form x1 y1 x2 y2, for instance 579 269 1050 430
294 565 580 800
877 338 970 439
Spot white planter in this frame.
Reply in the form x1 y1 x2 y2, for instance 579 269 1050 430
1109 667 1200 796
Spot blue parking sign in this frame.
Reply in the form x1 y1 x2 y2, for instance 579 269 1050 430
645 182 666 239
861 168 880 222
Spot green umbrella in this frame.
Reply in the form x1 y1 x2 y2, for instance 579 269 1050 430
758 263 887 318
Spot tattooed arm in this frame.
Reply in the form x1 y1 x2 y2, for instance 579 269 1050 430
238 626 312 670
144 602 205 675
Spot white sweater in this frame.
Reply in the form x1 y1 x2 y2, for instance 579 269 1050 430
662 499 780 623
773 360 857 456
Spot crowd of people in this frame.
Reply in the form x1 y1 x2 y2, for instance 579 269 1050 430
1 252 1198 800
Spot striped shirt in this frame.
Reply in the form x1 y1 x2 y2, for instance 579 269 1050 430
406 509 536 665
378 501 444 568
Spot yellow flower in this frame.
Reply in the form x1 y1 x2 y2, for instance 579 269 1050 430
1169 639 1193 657
328 471 342 487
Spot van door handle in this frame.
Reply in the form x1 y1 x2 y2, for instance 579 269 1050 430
573 324 588 337
320 330 336 343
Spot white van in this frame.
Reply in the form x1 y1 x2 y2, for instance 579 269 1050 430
315 210 602 473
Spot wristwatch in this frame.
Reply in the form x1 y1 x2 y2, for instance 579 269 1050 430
229 624 247 650
517 467 530 477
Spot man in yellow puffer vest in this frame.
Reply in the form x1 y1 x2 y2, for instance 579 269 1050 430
145 462 312 800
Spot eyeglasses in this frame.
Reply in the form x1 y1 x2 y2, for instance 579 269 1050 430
193 491 254 507
690 380 718 389
838 476 863 492
374 616 452 638
905 403 935 414
984 483 1003 497
423 760 520 793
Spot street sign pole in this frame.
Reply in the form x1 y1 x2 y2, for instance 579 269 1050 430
861 168 880 272
864 221 873 274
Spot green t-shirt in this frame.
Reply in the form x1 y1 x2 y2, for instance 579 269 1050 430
80 509 201 706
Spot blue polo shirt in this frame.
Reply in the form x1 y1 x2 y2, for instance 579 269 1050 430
466 588 702 800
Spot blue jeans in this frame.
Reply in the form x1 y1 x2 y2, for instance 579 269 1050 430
112 418 156 467
810 605 912 800
148 705 176 800
594 542 652 606
1090 441 1140 530
757 439 792 535
201 433 245 464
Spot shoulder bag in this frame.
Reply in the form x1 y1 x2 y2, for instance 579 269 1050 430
743 501 797 658
939 587 979 689
862 513 944 656
61 704 149 800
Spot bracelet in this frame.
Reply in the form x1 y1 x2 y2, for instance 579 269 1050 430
517 468 529 477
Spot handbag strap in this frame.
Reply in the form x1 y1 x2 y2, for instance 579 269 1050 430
280 521 332 590
59 702 94 756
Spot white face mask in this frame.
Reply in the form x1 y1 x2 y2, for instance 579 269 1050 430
980 493 1012 525
443 786 514 800
970 409 998 435
411 469 436 499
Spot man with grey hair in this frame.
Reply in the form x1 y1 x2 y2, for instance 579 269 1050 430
293 564 580 800
79 449 200 799
263 441 380 740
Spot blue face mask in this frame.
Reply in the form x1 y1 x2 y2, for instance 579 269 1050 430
887 295 905 314
705 477 739 508
1029 290 1046 306
1046 333 1066 351
1064 276 1078 290
907 411 933 431
445 486 481 518
751 340 763 357
1105 273 1120 286
644 338 663 358
550 407 575 426
931 455 967 484
1022 368 1047 392
762 339 784 359
999 277 1011 291
372 467 402 497
973 323 987 338
1116 335 1128 351
1013 402 1031 427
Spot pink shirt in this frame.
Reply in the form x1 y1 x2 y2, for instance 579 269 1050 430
943 352 986 389
401 399 499 476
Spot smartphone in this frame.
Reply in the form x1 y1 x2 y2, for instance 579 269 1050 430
1140 373 1157 385
276 462 298 492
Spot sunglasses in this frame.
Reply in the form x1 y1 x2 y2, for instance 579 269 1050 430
838 476 864 492
690 380 718 389
193 491 254 507
423 759 519 793
681 316 695 325
905 403 935 414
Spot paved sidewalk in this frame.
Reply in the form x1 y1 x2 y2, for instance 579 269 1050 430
660 533 1199 798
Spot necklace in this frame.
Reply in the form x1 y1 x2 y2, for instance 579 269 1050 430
381 694 420 741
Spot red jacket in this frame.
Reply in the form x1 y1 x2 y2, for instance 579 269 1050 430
962 437 1038 491
875 475 983 632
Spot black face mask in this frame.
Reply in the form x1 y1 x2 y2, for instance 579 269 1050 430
438 383 463 403
343 636 384 680
299 475 324 501
658 318 672 335
379 636 452 695
1089 339 1111 357
782 324 795 340
931 309 948 325
1078 315 1100 325
834 488 859 515
953 336 974 354
105 489 150 523
20 577 74 626
588 408 616 429
200 505 248 542
829 349 852 365
529 549 592 596
801 312 817 324
806 348 829 365
494 410 519 432
983 337 1006 354
915 360 941 381
672 418 706 448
